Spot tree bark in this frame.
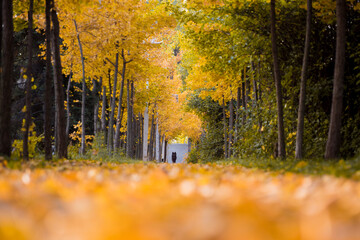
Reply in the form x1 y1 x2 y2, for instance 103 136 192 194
143 106 149 161
155 122 160 162
66 72 72 138
241 78 246 124
235 86 241 144
295 0 312 159
223 98 228 159
44 0 52 160
258 59 263 132
23 0 34 161
101 85 106 132
74 20 86 155
0 0 14 157
114 50 127 150
164 139 168 163
107 53 119 154
126 79 132 157
270 0 286 159
51 4 67 158
228 97 234 157
325 0 346 159
93 78 101 135
148 113 155 161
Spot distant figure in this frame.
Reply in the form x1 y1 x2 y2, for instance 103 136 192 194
171 152 177 163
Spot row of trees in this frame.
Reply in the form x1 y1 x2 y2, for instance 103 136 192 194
0 0 201 160
172 0 360 160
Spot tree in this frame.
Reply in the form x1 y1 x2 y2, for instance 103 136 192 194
270 0 286 159
325 0 346 159
295 0 312 159
44 0 53 160
51 2 67 158
74 19 86 155
0 0 14 157
23 0 34 161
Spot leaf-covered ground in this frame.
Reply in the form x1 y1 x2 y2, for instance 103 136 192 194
1 160 360 240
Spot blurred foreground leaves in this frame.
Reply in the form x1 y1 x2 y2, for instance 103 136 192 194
0 160 360 240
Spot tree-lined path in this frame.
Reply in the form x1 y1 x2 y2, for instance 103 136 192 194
1 0 360 239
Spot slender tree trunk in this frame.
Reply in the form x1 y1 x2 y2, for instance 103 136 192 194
252 61 258 104
93 78 100 135
74 20 86 155
0 0 14 157
126 79 132 157
235 86 240 144
101 85 106 132
270 0 286 159
107 53 119 154
155 122 160 162
258 59 263 132
139 114 143 159
23 0 34 161
66 72 72 138
130 81 135 157
51 6 67 159
44 0 52 160
223 98 228 159
325 0 346 159
148 113 155 161
143 106 149 161
114 50 127 150
241 79 246 124
228 98 234 157
164 139 168 163
295 0 312 159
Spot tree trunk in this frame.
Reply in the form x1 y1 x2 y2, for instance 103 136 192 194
270 0 286 159
228 98 234 157
252 61 258 104
143 106 149 161
235 86 241 144
241 78 246 124
258 59 263 132
114 50 127 150
0 0 14 157
93 78 101 135
325 0 346 159
155 122 160 162
44 0 53 160
223 98 228 159
101 85 106 132
130 81 135 157
295 0 312 159
51 6 67 159
126 79 132 157
107 53 119 154
164 139 168 163
148 113 155 161
74 20 86 155
23 0 34 161
66 72 72 138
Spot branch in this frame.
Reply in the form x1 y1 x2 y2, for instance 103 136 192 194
105 57 116 67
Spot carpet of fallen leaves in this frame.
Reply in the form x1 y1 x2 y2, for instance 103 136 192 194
1 160 360 240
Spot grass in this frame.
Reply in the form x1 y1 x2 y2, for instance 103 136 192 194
216 156 360 179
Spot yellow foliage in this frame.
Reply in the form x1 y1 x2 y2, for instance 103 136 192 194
0 161 360 240
12 123 44 159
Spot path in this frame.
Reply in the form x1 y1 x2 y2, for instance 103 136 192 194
0 161 359 240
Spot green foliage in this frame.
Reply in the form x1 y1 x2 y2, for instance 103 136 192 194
219 157 360 179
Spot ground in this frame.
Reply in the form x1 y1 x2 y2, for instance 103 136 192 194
0 160 360 240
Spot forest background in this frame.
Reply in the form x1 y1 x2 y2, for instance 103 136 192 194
0 0 359 164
